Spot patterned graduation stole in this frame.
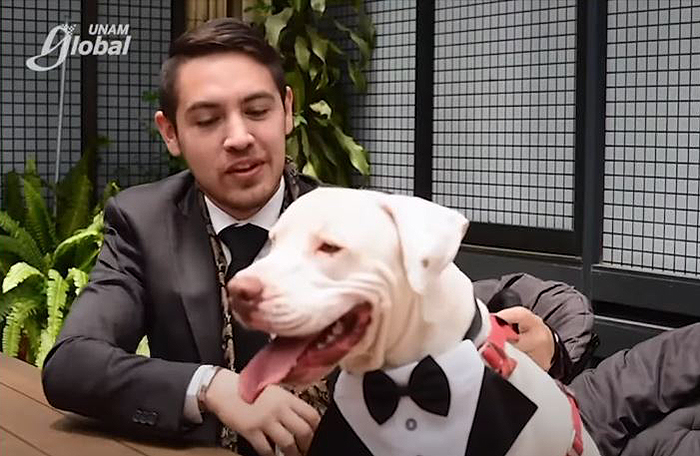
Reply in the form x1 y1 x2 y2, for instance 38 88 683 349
198 161 329 451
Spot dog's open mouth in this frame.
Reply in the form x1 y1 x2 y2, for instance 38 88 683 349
239 302 372 403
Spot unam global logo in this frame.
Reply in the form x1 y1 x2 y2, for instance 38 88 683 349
26 23 131 72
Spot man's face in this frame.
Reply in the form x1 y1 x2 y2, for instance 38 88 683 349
155 52 293 219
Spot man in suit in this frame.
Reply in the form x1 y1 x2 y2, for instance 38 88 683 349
42 18 323 456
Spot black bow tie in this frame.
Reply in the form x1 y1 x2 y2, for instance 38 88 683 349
218 223 269 281
362 355 451 425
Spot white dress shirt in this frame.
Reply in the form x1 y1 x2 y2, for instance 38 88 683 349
183 177 285 423
203 177 286 262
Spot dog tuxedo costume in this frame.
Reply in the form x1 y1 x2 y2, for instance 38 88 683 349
310 345 539 456
307 301 581 456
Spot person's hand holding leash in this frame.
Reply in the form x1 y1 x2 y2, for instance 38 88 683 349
203 368 320 456
496 306 555 371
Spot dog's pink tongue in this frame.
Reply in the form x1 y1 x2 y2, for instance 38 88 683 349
239 336 314 403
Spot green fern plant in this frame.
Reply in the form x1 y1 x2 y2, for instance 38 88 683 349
0 148 119 367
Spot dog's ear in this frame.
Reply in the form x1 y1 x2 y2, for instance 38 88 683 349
379 194 469 294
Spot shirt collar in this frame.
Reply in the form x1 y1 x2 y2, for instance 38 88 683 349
204 176 285 235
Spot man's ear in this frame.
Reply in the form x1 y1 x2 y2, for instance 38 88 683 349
378 193 469 294
154 111 182 157
283 86 294 135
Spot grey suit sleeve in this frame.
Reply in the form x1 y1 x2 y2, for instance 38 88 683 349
570 323 700 456
42 198 202 439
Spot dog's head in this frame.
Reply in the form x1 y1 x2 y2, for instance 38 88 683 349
228 188 469 402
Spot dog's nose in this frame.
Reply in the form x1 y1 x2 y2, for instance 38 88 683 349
228 275 264 314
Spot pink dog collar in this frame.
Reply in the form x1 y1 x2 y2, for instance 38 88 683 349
479 315 519 378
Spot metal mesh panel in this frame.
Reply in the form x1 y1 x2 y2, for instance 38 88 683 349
96 0 171 190
333 0 416 194
433 0 577 229
1 1 82 191
604 0 700 277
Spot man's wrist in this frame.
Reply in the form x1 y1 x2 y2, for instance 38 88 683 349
549 328 560 369
197 366 223 413
546 326 573 381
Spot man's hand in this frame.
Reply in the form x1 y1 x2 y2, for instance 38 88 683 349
203 369 320 456
495 306 555 371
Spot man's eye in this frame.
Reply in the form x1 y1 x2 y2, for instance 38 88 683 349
196 117 218 127
247 109 269 118
318 242 342 254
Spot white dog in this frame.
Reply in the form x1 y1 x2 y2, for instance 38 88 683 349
228 188 600 456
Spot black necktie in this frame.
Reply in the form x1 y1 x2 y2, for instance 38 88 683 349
218 223 269 281
362 355 451 425
218 223 270 374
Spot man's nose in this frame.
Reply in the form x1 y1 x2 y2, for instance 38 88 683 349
227 275 264 317
223 115 254 150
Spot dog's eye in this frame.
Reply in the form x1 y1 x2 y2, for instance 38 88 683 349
318 242 342 254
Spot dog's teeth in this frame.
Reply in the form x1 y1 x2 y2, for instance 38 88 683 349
315 324 343 350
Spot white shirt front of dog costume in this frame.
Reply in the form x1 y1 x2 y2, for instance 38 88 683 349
334 339 485 456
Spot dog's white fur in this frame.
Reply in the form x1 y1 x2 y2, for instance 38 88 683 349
233 188 600 456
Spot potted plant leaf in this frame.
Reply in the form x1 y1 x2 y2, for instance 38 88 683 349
246 0 375 186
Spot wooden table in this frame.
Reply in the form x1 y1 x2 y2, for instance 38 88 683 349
0 353 233 456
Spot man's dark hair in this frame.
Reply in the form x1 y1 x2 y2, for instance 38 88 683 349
159 18 286 129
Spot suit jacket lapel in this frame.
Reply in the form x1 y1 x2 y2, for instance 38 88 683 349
308 401 372 456
171 181 223 365
464 367 537 456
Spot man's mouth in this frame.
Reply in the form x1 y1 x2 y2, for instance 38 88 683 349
238 302 372 403
225 160 263 177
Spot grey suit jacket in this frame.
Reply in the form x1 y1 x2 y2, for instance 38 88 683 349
42 170 316 444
